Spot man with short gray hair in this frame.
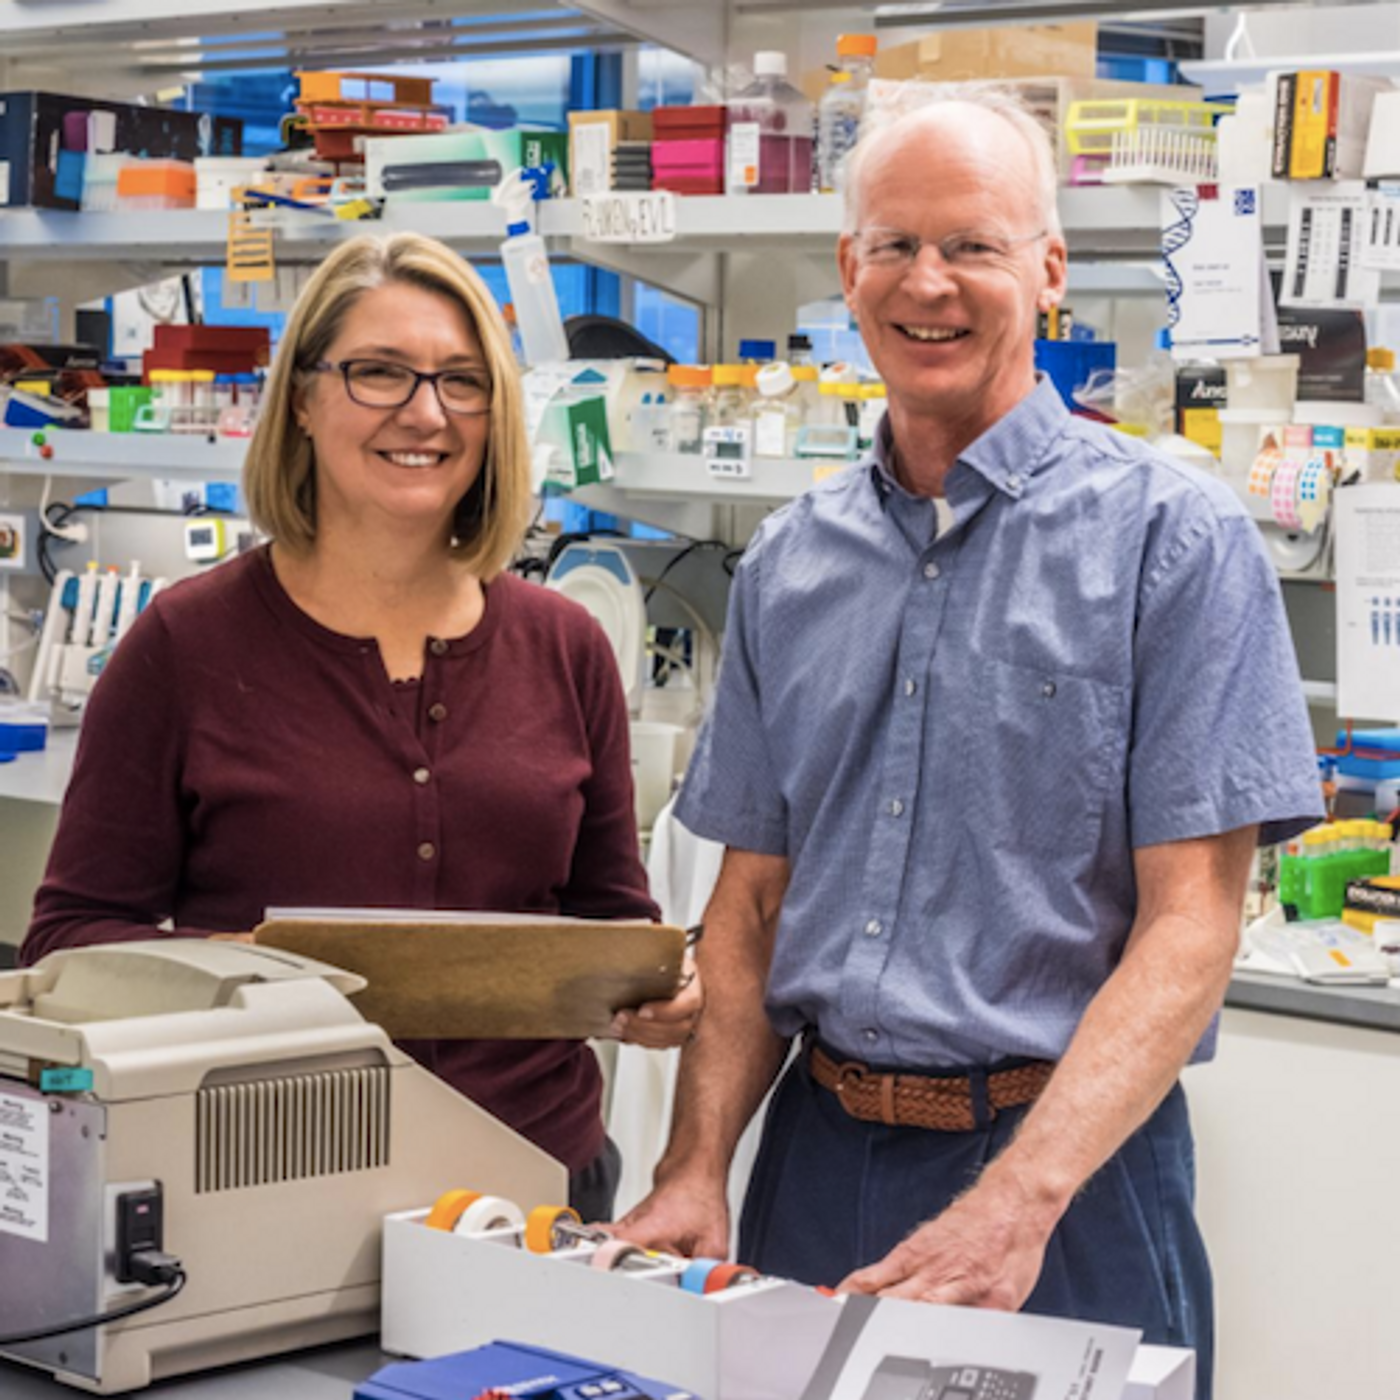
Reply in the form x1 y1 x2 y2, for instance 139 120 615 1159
618 93 1320 1399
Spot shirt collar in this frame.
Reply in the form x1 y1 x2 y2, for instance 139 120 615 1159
868 375 1069 509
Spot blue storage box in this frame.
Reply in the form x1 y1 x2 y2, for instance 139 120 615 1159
1035 339 1116 411
0 700 49 757
1335 728 1400 781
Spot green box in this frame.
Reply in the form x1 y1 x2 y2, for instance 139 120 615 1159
541 395 613 488
108 386 153 433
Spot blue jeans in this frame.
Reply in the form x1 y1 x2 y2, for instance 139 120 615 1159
738 1052 1213 1400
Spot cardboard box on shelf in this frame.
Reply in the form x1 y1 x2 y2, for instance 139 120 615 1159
873 22 1097 84
568 109 653 195
1269 70 1391 180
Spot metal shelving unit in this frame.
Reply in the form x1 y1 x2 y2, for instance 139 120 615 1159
0 187 1280 266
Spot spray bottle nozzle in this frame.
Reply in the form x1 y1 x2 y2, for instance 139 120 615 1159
492 166 552 233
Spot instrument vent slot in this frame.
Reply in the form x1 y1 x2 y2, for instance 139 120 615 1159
195 1066 389 1192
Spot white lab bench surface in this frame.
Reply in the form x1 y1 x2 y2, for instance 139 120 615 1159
0 728 78 807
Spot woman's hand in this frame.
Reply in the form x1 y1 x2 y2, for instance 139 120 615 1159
610 953 703 1049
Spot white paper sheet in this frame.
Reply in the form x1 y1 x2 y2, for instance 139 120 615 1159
1335 485 1400 721
1282 182 1382 309
1163 185 1273 360
1361 182 1400 272
801 1294 1140 1400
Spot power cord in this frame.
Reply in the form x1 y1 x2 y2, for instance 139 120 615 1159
642 538 728 606
0 1251 186 1347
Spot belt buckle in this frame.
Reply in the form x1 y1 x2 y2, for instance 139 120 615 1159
832 1060 867 1096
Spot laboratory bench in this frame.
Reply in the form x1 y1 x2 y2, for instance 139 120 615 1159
1225 963 1400 1030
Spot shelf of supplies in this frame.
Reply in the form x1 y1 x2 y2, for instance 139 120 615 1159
0 203 510 264
0 186 1300 268
0 427 246 482
1179 51 1400 96
607 450 838 502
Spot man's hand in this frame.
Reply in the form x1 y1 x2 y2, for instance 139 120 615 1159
611 1168 731 1261
610 953 703 1049
838 1170 1054 1308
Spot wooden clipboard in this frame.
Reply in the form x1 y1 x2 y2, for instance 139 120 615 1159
252 911 686 1040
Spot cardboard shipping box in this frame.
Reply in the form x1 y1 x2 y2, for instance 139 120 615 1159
568 108 654 195
874 22 1097 84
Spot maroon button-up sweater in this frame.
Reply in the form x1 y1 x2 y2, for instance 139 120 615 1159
23 546 658 1170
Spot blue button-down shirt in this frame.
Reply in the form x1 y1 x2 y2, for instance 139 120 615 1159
675 378 1323 1068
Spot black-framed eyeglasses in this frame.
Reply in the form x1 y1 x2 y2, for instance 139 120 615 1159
312 359 493 416
851 226 1048 273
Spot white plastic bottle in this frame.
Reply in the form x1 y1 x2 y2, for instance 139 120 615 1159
817 34 877 193
726 52 814 196
495 171 570 366
753 361 807 458
501 221 570 366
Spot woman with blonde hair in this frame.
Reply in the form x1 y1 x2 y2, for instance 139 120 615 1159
24 232 699 1220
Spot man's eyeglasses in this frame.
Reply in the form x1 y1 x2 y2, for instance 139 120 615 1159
312 359 493 416
851 227 1047 273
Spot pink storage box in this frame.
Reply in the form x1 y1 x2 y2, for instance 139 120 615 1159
651 138 725 177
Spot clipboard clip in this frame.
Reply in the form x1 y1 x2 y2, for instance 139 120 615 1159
684 924 704 949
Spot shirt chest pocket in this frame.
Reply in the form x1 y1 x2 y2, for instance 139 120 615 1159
955 656 1129 858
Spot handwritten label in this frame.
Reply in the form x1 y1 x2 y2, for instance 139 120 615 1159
579 191 677 245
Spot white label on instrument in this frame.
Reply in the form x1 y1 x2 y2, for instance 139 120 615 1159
0 1091 50 1243
579 191 677 244
704 424 752 480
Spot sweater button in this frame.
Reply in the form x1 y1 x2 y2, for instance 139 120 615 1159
413 767 431 785
417 842 436 861
429 638 449 656
428 703 448 723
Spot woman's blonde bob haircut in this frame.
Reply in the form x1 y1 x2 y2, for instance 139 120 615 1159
244 231 532 579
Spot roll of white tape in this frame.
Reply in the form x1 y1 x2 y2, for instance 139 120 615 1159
454 1194 526 1236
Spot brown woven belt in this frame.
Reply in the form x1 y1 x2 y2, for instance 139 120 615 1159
808 1041 1055 1132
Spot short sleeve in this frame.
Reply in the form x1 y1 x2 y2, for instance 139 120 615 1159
1129 509 1323 849
673 552 788 855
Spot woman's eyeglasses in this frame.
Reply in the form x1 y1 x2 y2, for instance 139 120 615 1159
312 359 493 416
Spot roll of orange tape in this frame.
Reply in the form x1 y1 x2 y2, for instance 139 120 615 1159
424 1188 482 1232
524 1203 581 1254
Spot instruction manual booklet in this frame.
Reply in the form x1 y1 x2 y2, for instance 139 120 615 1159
799 1295 1142 1400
